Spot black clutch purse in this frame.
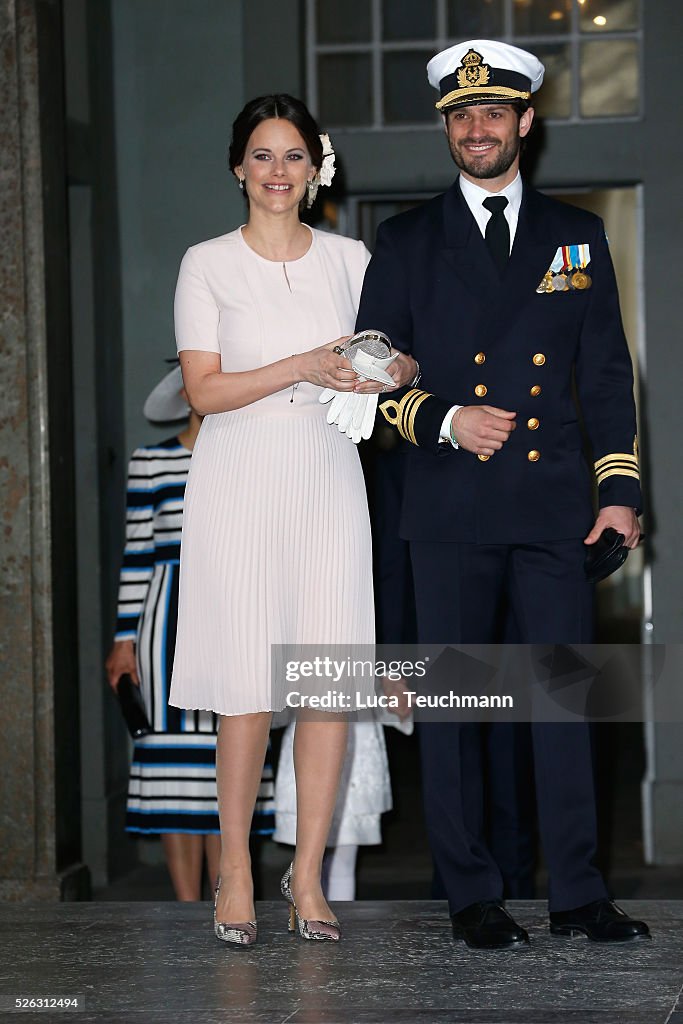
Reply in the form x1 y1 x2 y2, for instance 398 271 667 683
584 527 629 584
116 674 152 738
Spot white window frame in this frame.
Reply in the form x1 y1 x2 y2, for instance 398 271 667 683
306 0 643 130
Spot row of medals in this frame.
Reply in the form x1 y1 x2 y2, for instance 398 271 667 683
536 267 592 294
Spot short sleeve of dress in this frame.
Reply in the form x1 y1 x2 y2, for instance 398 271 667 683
174 248 221 353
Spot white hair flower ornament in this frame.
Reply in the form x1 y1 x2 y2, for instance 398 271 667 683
307 133 336 206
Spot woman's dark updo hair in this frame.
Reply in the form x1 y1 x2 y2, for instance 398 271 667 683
228 94 324 176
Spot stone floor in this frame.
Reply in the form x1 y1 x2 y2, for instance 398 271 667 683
3 726 683 1023
0 899 681 1023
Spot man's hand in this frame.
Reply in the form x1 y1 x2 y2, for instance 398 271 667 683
384 352 417 389
451 405 516 456
584 506 641 549
353 351 417 394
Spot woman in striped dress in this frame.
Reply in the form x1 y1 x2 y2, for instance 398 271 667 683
105 367 274 900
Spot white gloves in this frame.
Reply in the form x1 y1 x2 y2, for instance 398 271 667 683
319 340 398 444
319 389 379 444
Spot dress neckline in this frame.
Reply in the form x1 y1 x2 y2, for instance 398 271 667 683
238 224 316 266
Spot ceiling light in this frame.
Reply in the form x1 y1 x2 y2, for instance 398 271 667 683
593 15 607 25
549 10 565 20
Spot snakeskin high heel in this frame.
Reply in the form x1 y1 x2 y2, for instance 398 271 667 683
280 863 341 942
213 879 257 946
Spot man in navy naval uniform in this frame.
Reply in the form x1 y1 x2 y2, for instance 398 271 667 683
356 39 649 949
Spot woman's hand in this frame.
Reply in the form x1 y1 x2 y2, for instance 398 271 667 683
105 639 139 691
353 351 418 395
294 339 359 392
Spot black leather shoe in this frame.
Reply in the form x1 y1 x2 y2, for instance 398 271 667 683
450 901 530 950
549 900 651 942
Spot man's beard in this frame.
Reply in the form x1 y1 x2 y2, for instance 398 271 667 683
449 134 520 180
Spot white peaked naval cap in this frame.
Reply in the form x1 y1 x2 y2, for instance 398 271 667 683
427 39 545 111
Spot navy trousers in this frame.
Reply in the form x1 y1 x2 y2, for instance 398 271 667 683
410 539 608 914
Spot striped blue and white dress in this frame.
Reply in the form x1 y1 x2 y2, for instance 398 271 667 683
115 436 274 835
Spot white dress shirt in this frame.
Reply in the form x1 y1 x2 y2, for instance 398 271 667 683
458 171 523 253
439 172 523 445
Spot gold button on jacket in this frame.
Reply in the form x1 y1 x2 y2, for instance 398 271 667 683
475 384 487 397
527 417 539 430
530 385 542 397
474 352 486 365
528 449 541 462
533 353 546 366
478 454 490 462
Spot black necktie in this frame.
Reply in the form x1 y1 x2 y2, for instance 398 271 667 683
483 196 510 275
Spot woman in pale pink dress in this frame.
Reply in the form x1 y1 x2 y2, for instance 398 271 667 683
170 94 415 943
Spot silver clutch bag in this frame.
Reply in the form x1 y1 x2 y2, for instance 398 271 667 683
333 330 396 384
333 329 392 360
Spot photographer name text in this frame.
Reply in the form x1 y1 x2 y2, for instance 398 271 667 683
285 691 514 710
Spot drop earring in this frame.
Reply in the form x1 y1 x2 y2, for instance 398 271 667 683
238 178 244 191
306 178 319 208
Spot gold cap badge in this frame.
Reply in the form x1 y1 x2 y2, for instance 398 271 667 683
457 50 491 90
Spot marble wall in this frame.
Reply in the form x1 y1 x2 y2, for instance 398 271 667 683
0 0 59 899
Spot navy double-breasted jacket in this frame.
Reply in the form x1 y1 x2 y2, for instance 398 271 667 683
356 179 641 545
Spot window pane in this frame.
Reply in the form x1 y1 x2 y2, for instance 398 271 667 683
580 39 638 116
513 0 572 36
318 54 373 126
579 0 639 33
532 44 571 118
448 0 504 36
383 51 438 125
316 0 371 43
383 1 435 41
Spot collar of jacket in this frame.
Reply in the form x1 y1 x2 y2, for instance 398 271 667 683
440 180 558 322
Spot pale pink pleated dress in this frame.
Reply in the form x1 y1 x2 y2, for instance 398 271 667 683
170 227 375 716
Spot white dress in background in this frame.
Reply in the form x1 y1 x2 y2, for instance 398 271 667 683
274 719 392 846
